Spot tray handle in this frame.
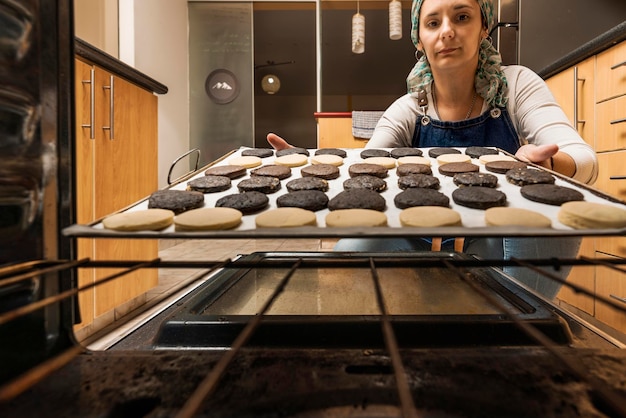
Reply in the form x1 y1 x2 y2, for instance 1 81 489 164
167 149 201 185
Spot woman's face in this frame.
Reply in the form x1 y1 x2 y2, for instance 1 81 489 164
417 0 486 74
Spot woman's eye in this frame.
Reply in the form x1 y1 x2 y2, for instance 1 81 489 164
425 20 439 28
458 14 470 22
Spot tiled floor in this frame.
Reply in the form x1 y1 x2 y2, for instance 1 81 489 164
82 238 327 347
149 238 326 304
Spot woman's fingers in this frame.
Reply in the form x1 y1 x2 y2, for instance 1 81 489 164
515 144 558 167
266 133 293 150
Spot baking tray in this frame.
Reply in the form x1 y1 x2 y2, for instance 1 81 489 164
62 147 626 239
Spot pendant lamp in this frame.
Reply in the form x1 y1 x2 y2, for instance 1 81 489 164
389 0 402 40
351 1 365 54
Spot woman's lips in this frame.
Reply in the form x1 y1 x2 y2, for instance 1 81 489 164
438 47 458 55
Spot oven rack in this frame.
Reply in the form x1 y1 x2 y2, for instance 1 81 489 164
2 253 626 417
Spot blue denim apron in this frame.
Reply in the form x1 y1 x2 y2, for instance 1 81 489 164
411 107 520 154
412 107 520 249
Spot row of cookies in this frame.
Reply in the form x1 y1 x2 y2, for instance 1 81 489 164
100 146 626 232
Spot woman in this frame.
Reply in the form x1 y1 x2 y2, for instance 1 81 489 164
268 0 598 299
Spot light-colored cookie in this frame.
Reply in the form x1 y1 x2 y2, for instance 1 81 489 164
311 154 344 166
397 156 431 166
274 153 309 167
478 154 516 164
229 155 262 168
255 207 317 228
103 209 174 231
364 156 397 169
399 206 461 227
485 207 552 228
325 208 387 227
174 207 242 231
558 201 626 229
436 153 471 165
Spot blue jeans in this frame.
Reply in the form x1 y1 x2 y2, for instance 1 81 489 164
333 237 581 299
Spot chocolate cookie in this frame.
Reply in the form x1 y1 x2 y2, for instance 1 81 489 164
148 190 205 214
428 147 461 158
453 172 498 188
360 149 390 159
506 167 555 186
397 174 440 190
465 146 499 159
343 175 387 192
396 163 432 176
286 177 329 192
394 188 450 209
241 148 274 158
438 162 480 177
215 191 269 214
276 190 329 212
348 163 388 178
520 184 585 206
251 164 292 180
301 163 340 180
390 147 423 158
204 164 246 179
484 160 527 174
315 148 347 158
186 175 231 193
452 186 507 209
328 189 386 211
276 147 310 157
237 176 281 194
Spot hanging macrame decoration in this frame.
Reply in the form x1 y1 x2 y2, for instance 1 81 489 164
389 0 402 40
351 1 365 54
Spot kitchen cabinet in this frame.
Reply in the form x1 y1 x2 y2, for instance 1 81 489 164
74 57 158 332
548 40 626 334
316 113 369 148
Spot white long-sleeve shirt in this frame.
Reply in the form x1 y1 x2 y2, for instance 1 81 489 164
367 65 598 184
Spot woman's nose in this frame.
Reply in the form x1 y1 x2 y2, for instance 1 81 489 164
440 18 454 39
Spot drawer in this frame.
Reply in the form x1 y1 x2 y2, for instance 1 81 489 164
596 236 626 258
595 95 626 152
596 40 626 102
595 152 626 200
594 258 626 334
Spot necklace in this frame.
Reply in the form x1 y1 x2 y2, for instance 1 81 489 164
432 85 478 120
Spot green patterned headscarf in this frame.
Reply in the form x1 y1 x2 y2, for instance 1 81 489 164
406 0 508 108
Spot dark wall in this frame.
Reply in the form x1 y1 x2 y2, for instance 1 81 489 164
520 0 626 72
253 4 416 148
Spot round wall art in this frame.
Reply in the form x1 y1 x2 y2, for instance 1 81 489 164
205 69 240 104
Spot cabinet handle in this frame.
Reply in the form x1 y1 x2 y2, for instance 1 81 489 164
81 68 95 139
609 176 626 180
573 66 586 126
609 294 626 304
610 61 626 70
102 75 114 139
610 117 626 125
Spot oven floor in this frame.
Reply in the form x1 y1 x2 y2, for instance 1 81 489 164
5 347 626 417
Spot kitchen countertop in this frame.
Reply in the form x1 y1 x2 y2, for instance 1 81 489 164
537 21 626 79
75 38 168 95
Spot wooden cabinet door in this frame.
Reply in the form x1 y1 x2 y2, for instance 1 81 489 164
556 237 595 315
74 60 159 322
92 68 159 316
545 57 594 145
74 58 96 328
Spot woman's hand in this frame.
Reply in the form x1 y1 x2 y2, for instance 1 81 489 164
515 143 576 177
266 133 293 150
515 143 558 169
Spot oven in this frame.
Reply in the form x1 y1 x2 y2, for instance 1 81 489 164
2 1 626 417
